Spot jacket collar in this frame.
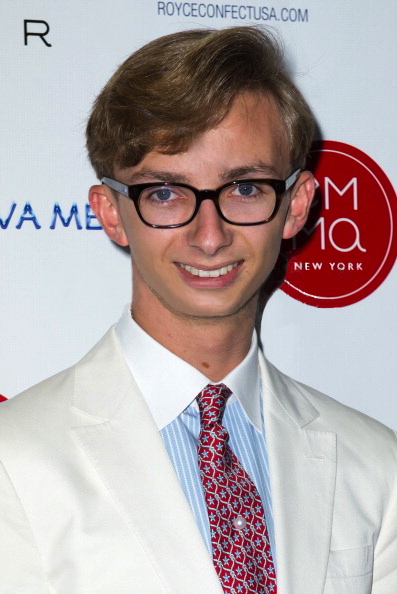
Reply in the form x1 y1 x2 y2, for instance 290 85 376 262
259 352 320 428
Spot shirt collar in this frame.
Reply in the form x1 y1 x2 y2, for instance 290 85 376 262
115 304 261 431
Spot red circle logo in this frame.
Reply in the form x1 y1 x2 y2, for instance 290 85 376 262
281 141 397 307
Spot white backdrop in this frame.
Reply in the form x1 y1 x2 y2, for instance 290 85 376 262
1 1 396 427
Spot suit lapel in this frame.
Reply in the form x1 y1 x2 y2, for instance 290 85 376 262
71 329 222 594
260 355 337 594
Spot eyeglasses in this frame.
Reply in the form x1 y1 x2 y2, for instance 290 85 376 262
101 169 300 228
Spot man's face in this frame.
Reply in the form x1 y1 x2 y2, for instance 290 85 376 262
92 93 313 323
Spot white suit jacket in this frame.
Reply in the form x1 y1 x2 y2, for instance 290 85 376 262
0 328 396 594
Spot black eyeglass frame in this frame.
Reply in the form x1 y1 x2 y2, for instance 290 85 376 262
101 169 301 228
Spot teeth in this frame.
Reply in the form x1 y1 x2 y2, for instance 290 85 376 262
179 263 238 278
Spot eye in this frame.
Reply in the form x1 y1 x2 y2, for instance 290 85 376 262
140 185 193 210
235 183 255 197
228 183 261 200
151 187 174 201
227 182 274 200
142 185 182 205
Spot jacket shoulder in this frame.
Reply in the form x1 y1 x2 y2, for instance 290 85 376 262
0 328 121 443
262 353 397 452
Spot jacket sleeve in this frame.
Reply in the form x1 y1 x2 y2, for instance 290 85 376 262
0 459 51 593
372 429 397 593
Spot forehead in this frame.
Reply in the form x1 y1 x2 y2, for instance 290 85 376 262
208 92 289 168
116 92 290 183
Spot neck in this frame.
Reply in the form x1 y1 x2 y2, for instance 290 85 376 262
131 298 257 383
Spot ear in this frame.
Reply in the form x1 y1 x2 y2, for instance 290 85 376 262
282 171 316 239
89 185 129 246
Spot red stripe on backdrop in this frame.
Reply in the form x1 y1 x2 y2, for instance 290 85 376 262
0 395 7 402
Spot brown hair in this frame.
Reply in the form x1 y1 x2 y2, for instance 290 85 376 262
86 26 315 179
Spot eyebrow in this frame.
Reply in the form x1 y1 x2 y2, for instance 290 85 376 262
126 161 282 185
220 162 281 181
126 170 191 184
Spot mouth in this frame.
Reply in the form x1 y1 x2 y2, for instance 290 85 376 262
177 262 241 278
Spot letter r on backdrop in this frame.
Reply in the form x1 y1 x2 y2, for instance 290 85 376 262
24 20 52 47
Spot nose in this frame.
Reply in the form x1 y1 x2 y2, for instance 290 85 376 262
187 199 233 256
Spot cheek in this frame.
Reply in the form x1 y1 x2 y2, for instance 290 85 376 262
247 229 284 282
129 237 155 275
128 229 170 280
250 225 283 259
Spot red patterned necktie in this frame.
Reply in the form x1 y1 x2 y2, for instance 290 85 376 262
197 384 277 594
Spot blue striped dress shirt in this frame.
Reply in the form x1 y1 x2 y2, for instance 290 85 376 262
115 305 276 564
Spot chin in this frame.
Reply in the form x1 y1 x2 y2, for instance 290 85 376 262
169 294 258 321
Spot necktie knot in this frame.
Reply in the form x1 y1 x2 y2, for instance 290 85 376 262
197 383 232 426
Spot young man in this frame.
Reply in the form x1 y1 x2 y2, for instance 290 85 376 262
0 27 396 594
